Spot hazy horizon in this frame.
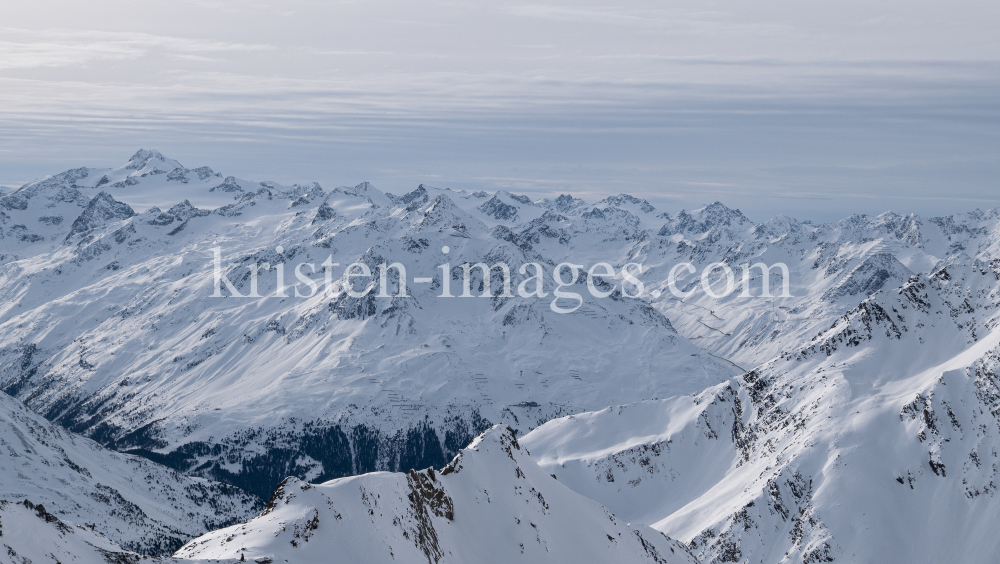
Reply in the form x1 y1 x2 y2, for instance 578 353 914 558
3 0 998 222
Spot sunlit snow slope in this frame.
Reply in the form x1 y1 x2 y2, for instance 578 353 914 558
1 150 740 498
5 150 1000 564
176 426 697 564
525 263 1000 563
0 390 259 555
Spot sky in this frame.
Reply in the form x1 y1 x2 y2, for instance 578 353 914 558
1 0 998 222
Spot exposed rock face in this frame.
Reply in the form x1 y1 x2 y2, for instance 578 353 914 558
176 426 697 564
0 390 260 555
6 151 1000 563
525 264 1000 563
0 152 736 501
0 499 158 564
821 252 913 301
66 192 135 240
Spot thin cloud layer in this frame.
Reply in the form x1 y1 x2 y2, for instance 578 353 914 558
1 0 998 221
0 27 273 70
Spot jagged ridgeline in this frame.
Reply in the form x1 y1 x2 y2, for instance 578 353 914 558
524 263 1000 563
176 426 699 564
0 150 736 500
3 148 1000 508
0 389 259 557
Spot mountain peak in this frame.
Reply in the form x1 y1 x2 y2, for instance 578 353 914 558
125 149 170 170
177 424 696 564
698 201 751 223
478 193 522 221
400 185 429 205
597 193 656 214
659 201 754 241
551 193 587 214
65 191 135 240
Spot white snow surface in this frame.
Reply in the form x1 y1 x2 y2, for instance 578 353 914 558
0 150 738 493
0 499 153 564
0 390 259 555
176 425 697 564
524 263 1000 563
5 150 1000 562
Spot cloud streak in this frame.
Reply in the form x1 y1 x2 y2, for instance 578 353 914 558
1 0 998 221
0 28 273 70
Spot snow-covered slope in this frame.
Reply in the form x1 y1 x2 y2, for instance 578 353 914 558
641 206 1000 368
176 426 696 564
0 151 738 499
0 390 259 555
6 150 1000 562
524 262 1000 563
0 499 161 564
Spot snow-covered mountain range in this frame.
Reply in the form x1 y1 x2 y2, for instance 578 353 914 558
0 150 740 499
0 386 258 559
176 426 697 564
3 149 1000 562
523 263 1000 562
